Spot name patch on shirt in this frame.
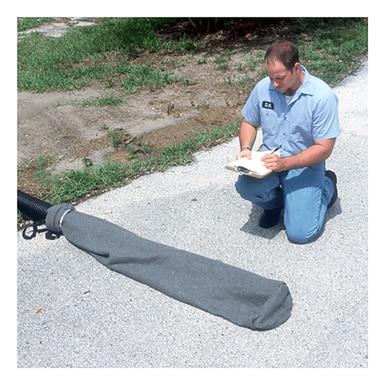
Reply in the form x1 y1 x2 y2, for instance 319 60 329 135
262 101 274 110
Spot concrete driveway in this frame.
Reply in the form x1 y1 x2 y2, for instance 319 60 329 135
17 60 368 367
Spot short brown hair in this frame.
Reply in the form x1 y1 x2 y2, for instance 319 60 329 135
264 41 299 70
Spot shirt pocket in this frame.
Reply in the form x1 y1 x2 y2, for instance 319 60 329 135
288 105 312 135
288 110 313 138
287 114 313 152
260 109 280 134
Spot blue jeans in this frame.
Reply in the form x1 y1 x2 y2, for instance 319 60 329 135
235 163 334 244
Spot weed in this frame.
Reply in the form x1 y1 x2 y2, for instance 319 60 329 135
35 154 53 170
81 96 123 107
214 50 233 72
120 65 180 94
108 129 127 148
243 51 264 71
33 154 55 188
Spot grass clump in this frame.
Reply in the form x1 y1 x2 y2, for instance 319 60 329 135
120 64 180 93
81 96 123 107
108 129 127 149
17 17 52 32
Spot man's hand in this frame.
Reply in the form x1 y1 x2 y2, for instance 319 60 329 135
237 149 252 160
262 153 287 172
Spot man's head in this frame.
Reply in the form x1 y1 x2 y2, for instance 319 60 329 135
264 41 303 95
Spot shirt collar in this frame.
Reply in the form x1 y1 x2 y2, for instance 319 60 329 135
299 66 314 95
268 65 314 95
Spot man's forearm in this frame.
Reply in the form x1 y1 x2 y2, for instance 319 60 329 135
239 120 257 150
282 142 334 170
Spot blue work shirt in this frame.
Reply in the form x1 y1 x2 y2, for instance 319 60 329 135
242 66 340 157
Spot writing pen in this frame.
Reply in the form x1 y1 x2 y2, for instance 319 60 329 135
269 146 281 154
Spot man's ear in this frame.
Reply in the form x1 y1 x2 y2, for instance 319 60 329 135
294 62 301 71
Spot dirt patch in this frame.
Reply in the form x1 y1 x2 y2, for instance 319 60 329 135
17 18 271 198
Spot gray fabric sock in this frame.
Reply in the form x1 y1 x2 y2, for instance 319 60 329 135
46 204 292 331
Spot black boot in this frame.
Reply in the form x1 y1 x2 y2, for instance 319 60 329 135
326 170 338 209
258 207 283 228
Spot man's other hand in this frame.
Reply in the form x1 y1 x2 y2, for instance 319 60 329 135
237 149 252 160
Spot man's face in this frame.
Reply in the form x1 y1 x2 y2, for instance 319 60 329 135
265 60 299 95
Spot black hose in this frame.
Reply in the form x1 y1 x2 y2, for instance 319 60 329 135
17 190 52 222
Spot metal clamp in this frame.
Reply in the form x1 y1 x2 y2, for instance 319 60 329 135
22 221 61 241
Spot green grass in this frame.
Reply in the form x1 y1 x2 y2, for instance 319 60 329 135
18 18 198 92
214 50 233 72
81 96 123 107
243 51 265 71
292 18 368 86
18 18 367 92
119 64 181 93
17 17 52 32
108 128 128 148
33 121 239 204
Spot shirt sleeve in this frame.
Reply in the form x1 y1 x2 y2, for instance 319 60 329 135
242 85 261 128
312 91 341 140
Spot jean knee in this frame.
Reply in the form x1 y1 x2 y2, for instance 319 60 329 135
286 224 320 244
235 175 255 201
